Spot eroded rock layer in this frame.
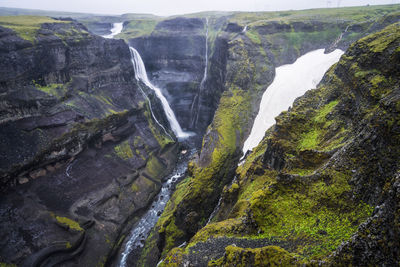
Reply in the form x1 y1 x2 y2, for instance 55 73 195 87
0 17 177 266
160 22 400 266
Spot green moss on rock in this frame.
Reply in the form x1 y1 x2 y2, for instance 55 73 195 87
55 215 83 232
208 245 299 267
0 16 69 42
145 154 166 180
35 83 67 99
114 140 134 160
118 19 159 40
159 247 186 267
159 22 400 266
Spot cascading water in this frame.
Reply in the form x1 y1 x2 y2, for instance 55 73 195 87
190 17 209 129
102 22 124 38
329 24 351 50
206 174 238 224
117 26 196 267
242 49 344 157
104 24 176 140
130 47 194 140
119 150 194 267
129 48 173 140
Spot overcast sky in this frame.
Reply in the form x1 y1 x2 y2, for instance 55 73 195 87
0 0 398 16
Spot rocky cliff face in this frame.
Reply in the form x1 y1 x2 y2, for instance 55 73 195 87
0 17 178 266
1 6 400 267
129 17 208 134
133 7 400 266
159 22 400 266
121 6 400 141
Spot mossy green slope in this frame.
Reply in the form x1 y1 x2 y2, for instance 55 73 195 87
0 16 175 187
161 23 400 266
0 16 70 42
136 24 275 264
117 19 159 40
136 6 400 266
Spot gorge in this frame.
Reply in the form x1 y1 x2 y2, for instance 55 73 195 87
0 4 400 267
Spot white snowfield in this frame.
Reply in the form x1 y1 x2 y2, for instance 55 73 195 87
242 49 344 156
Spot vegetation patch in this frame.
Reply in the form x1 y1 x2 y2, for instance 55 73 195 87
114 140 134 160
245 30 261 45
55 215 83 232
164 22 400 264
35 83 67 99
209 245 299 266
145 154 166 180
159 247 186 267
156 177 191 254
0 16 69 42
118 19 159 39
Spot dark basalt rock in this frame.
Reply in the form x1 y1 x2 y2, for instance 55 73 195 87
129 17 207 137
155 17 204 32
0 19 178 266
224 22 243 33
147 17 400 267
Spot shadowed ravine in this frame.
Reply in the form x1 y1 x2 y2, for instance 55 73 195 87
119 149 195 267
1 6 400 267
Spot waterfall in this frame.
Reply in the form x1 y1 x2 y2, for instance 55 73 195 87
190 17 209 129
129 48 173 140
329 24 350 50
206 175 238 224
200 18 209 90
242 25 248 33
102 22 124 39
242 49 344 157
105 24 176 140
206 196 222 224
129 47 194 140
65 160 77 178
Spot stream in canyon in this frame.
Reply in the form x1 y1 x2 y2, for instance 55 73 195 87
105 23 344 266
119 149 195 267
100 22 196 266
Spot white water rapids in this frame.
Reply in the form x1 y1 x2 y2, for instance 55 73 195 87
130 47 194 140
242 49 344 156
102 22 124 38
119 152 193 267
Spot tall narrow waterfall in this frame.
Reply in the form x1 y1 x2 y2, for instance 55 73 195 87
242 49 344 157
190 17 209 129
102 22 124 38
130 47 193 139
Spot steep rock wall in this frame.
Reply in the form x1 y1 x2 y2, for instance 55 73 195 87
161 22 400 266
0 18 178 266
138 8 400 267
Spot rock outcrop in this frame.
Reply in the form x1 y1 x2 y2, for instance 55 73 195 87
159 22 400 266
133 7 400 266
0 17 177 266
1 5 400 266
